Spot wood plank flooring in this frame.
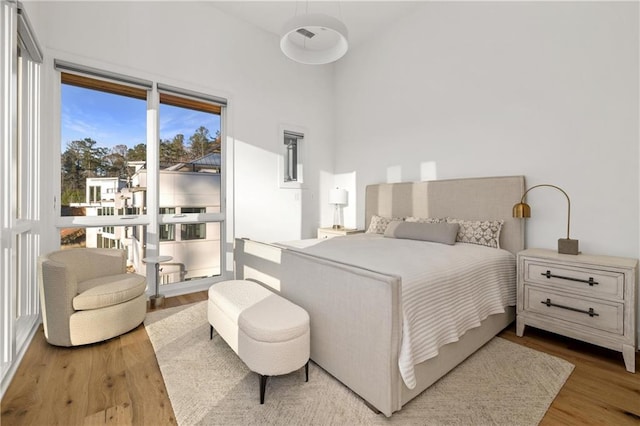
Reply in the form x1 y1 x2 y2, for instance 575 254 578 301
2 291 639 425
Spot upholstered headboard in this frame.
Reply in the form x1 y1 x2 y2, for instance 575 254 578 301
365 176 526 256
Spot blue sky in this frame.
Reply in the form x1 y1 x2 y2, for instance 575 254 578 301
61 85 221 151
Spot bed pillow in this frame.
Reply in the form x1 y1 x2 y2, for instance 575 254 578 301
366 215 403 234
384 221 460 245
404 216 444 223
446 218 504 249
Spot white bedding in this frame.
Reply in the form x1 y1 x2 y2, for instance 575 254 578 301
279 233 516 389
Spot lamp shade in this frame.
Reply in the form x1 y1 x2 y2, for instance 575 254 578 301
329 188 348 205
512 202 531 218
280 13 349 65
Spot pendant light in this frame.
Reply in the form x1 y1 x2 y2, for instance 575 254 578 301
280 12 349 65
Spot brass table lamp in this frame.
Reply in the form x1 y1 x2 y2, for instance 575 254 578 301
513 184 579 255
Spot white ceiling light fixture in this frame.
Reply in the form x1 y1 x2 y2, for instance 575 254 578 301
280 13 349 65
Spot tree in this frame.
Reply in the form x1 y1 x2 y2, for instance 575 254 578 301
211 130 221 153
103 144 129 179
188 126 213 159
58 124 221 205
60 138 108 203
127 143 146 161
160 134 187 166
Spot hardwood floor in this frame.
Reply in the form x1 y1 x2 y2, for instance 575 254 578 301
499 327 640 426
2 292 639 425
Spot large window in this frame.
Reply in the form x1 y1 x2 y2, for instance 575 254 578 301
157 89 223 281
60 73 147 216
57 62 227 289
2 1 43 393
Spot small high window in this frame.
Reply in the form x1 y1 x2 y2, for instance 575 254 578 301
284 132 301 182
281 129 304 187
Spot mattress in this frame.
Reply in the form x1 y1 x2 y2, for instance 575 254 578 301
279 233 516 389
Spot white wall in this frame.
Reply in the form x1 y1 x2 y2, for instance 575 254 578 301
334 2 639 260
22 1 640 341
25 1 335 245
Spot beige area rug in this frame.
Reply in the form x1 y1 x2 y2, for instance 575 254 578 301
145 302 574 425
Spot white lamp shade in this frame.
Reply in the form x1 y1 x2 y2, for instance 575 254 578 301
329 188 348 205
280 13 349 65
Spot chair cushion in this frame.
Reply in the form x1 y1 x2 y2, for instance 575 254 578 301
74 273 146 311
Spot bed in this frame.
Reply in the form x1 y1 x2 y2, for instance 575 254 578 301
234 175 525 416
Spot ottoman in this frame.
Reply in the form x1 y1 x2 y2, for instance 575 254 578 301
208 279 310 403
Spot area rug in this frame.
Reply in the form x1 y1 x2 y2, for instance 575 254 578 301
145 302 574 425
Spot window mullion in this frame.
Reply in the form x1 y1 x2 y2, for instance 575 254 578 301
145 86 160 259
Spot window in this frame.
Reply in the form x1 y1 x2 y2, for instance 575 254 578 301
180 207 206 240
283 131 303 183
157 87 223 281
279 128 305 188
56 62 228 289
181 223 206 240
2 2 43 387
98 207 114 216
89 185 101 203
159 207 175 241
284 133 299 182
59 71 147 217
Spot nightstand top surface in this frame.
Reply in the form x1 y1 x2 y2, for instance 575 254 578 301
519 248 638 269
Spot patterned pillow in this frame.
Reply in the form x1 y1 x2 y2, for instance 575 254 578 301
366 215 403 234
404 217 444 224
446 218 504 249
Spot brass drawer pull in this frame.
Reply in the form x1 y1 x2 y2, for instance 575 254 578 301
541 298 599 317
541 270 599 286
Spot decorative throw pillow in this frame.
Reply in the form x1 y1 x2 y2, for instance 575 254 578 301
404 216 444 224
446 218 504 249
384 221 459 245
383 220 403 236
366 215 403 234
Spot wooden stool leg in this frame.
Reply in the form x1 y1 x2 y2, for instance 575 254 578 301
260 375 268 404
305 361 309 382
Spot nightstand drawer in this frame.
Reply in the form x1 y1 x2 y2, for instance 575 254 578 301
524 287 623 335
524 260 624 299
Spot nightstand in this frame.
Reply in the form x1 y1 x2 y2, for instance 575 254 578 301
516 248 638 373
317 227 362 239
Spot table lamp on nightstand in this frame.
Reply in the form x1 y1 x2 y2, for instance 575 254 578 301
329 187 348 230
513 184 579 255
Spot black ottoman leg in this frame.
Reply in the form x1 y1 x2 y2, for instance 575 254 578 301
210 325 213 340
260 375 268 404
305 361 309 382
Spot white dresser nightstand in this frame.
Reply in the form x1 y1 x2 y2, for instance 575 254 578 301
516 248 638 373
317 227 362 239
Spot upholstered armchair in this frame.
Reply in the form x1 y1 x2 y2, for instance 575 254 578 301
38 248 147 346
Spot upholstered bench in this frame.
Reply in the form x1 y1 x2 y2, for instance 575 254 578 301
207 279 310 404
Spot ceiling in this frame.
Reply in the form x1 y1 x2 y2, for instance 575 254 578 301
210 1 422 48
